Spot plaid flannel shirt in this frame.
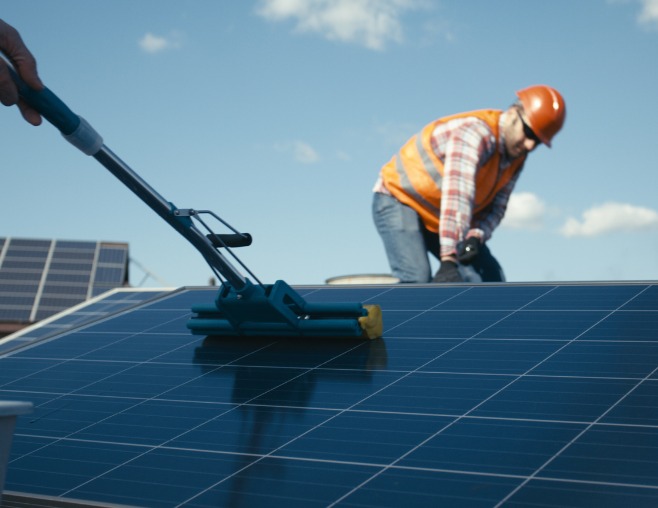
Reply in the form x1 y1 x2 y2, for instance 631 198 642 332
374 115 523 258
435 116 522 256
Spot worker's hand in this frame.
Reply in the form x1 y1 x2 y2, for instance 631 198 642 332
0 19 44 125
432 260 463 283
457 237 480 265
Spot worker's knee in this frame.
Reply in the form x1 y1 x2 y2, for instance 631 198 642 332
372 194 431 283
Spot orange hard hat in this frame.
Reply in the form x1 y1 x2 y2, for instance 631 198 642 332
516 85 566 147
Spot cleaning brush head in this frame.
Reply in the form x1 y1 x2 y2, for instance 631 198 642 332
187 280 383 340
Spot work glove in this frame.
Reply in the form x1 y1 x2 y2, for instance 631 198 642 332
432 260 463 283
457 237 480 265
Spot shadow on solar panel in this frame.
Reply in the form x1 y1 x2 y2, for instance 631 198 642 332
193 336 388 405
194 336 389 380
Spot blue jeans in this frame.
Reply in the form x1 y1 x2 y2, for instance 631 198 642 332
372 192 505 283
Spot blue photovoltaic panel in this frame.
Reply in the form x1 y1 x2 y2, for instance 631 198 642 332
0 288 168 356
0 282 657 507
0 238 129 325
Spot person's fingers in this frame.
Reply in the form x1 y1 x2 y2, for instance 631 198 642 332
1 20 44 124
12 51 43 91
0 60 19 105
17 97 42 126
1 20 44 91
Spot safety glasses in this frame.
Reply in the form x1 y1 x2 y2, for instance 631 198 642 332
518 110 541 145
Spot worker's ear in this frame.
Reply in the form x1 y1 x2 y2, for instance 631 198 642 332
501 108 517 134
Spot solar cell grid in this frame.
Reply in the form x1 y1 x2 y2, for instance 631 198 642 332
0 259 47 270
0 284 38 293
90 287 118 298
37 298 88 312
0 272 41 282
0 308 31 322
45 273 91 284
2 248 48 259
0 282 656 507
97 246 128 264
5 239 50 249
0 289 170 357
0 238 129 327
0 296 34 307
48 261 94 271
55 241 97 250
50 251 95 262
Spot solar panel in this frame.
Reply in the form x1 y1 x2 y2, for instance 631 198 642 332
0 238 129 327
0 288 169 357
1 282 657 507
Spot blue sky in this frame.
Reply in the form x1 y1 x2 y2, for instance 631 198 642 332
2 0 658 287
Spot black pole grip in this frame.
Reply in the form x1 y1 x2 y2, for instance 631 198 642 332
6 64 80 135
206 233 253 248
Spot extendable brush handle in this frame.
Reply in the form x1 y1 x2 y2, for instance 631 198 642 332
7 58 384 339
6 60 248 289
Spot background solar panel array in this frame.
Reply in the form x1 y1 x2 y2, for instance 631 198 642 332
1 282 657 507
0 238 129 324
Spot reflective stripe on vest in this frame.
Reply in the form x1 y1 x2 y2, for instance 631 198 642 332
392 132 442 218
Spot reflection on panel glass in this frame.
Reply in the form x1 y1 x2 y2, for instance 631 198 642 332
0 284 657 507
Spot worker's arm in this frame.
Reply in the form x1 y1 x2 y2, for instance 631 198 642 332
469 168 522 242
0 19 44 125
438 120 495 262
454 170 521 265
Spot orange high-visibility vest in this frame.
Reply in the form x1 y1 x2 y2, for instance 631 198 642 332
380 109 525 233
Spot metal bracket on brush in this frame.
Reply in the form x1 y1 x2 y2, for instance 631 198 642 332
175 209 253 249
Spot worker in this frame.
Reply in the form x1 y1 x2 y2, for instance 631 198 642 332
0 18 43 125
372 85 566 283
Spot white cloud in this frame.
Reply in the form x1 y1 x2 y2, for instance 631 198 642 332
139 32 182 54
255 0 424 50
639 0 658 26
292 140 320 163
274 140 320 163
501 192 546 231
560 202 658 237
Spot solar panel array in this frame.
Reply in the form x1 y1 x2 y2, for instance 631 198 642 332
0 288 168 357
1 282 657 507
0 238 129 325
